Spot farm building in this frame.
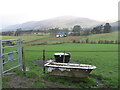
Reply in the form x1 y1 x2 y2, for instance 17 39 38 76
56 32 67 37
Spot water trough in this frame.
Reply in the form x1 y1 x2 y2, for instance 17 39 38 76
44 61 96 77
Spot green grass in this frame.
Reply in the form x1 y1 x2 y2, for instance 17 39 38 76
25 43 118 51
85 31 118 41
2 76 11 88
1 31 118 45
2 43 118 88
1 31 119 88
1 34 50 42
26 31 118 45
20 43 118 88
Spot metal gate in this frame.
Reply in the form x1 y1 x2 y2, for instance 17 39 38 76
0 39 22 75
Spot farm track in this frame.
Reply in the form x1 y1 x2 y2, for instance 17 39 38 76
22 37 52 44
22 37 57 44
8 75 75 88
22 36 84 45
22 36 66 44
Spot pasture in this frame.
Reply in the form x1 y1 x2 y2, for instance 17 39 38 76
1 31 118 46
1 31 119 88
2 43 118 88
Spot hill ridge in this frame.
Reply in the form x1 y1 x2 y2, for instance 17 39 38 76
3 16 104 31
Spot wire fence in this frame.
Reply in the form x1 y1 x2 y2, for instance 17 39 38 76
24 49 119 61
25 50 119 52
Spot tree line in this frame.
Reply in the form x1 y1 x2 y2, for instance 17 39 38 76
71 23 112 36
1 23 112 36
72 39 120 44
1 28 45 36
91 23 111 34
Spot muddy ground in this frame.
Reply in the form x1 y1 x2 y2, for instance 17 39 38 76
4 60 104 88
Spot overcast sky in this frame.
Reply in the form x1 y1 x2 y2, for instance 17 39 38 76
0 0 119 29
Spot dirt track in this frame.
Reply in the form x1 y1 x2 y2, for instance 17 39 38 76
22 36 83 45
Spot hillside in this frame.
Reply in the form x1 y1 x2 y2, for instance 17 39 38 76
84 31 118 41
2 16 104 31
1 31 118 46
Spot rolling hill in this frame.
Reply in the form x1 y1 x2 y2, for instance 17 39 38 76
2 16 104 31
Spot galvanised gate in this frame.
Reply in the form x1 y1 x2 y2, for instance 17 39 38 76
0 39 22 76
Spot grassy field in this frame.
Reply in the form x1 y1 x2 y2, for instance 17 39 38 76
1 31 119 88
25 43 118 86
1 34 50 42
1 31 118 45
85 31 118 41
2 43 118 88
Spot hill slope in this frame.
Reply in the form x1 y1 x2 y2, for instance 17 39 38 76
85 31 118 41
3 16 104 31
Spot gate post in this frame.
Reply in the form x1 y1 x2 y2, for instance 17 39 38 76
18 39 22 66
0 40 3 76
22 47 26 71
0 40 3 89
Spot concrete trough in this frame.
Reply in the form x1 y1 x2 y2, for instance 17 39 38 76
44 61 96 77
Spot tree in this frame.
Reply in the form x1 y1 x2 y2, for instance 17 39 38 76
82 29 91 36
8 31 13 36
72 25 82 36
103 23 112 33
97 25 104 33
48 27 61 36
14 28 22 36
91 25 103 34
91 27 97 34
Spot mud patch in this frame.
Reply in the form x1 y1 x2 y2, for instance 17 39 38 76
46 83 74 88
95 78 104 86
35 60 49 67
9 76 35 88
29 43 48 46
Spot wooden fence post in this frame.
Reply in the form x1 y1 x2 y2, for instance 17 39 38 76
43 50 45 73
22 47 26 71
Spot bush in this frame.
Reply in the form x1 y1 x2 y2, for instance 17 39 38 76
73 40 76 43
115 40 118 44
110 40 114 44
85 38 89 43
81 40 85 43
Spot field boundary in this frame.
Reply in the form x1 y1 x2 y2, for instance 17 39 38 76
25 50 119 52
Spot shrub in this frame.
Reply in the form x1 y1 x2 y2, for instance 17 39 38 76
85 38 89 43
73 40 76 43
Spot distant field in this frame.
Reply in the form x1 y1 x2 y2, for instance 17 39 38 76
85 31 118 41
1 31 118 45
1 34 50 42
